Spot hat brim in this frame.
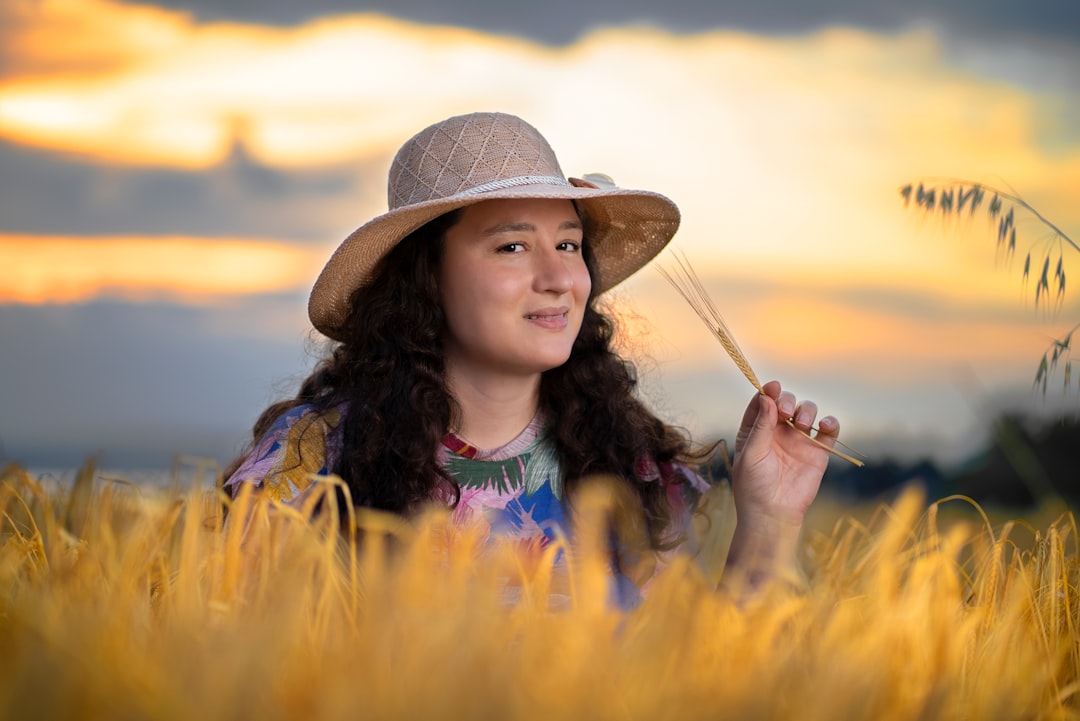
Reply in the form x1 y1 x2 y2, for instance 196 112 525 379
308 182 680 340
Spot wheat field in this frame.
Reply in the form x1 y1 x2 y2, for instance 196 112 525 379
1 462 1078 720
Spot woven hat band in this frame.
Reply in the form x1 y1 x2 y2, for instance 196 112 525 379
458 175 570 196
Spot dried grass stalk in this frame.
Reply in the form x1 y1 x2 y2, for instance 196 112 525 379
658 252 864 467
900 178 1080 398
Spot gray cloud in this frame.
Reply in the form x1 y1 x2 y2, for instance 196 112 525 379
0 137 371 241
0 298 320 469
145 0 1080 47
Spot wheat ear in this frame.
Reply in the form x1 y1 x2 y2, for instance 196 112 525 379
658 252 864 467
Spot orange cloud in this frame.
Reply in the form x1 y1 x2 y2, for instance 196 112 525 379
744 293 1058 375
2 234 326 303
617 266 1073 387
0 0 189 80
0 0 538 167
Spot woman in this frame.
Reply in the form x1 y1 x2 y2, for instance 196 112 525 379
225 111 838 601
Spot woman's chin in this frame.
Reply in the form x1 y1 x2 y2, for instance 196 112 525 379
533 352 574 374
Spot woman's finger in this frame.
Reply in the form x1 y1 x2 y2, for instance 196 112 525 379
814 415 841 443
792 401 818 431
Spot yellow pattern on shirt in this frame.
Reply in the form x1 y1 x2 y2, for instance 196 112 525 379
263 406 342 503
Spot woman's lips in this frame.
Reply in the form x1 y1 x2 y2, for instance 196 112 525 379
524 307 570 330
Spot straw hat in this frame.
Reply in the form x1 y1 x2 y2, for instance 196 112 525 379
309 111 680 340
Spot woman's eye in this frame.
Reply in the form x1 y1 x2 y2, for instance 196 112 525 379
557 241 581 252
498 242 523 253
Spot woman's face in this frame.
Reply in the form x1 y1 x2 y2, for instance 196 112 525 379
439 198 592 381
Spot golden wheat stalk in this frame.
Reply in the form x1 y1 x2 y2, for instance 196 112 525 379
658 252 864 467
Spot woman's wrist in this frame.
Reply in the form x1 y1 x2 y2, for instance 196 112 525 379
723 505 805 587
735 499 806 529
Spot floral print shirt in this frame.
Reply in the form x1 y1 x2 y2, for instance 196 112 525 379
224 404 709 605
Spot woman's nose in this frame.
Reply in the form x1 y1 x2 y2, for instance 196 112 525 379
533 247 574 294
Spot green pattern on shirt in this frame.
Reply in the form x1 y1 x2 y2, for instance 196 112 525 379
442 430 564 499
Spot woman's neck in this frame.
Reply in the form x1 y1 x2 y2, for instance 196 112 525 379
446 368 541 450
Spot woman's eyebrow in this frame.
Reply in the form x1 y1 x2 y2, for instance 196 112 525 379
482 219 583 236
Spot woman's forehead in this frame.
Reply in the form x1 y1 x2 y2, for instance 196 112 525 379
455 198 582 230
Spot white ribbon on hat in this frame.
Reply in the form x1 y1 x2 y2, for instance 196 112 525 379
458 175 571 196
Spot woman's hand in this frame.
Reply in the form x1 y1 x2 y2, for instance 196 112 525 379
725 380 840 583
732 380 839 524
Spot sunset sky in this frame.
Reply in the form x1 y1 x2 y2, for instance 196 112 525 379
2 0 1078 472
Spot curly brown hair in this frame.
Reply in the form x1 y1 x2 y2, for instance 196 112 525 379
229 208 710 547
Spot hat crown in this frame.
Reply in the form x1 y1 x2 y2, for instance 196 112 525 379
387 112 567 210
